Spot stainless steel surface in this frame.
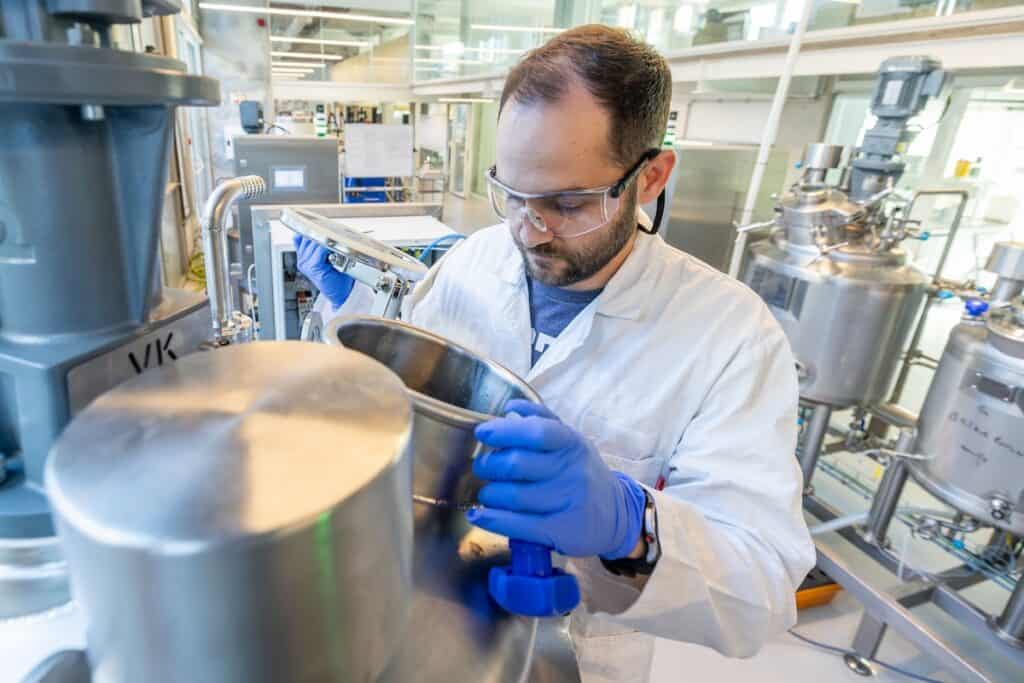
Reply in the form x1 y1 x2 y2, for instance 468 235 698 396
747 237 928 407
281 208 429 282
799 403 832 492
0 535 67 620
65 290 210 416
328 316 565 682
860 430 915 547
201 175 266 341
992 579 1024 646
660 146 789 272
982 241 1024 307
851 612 888 659
21 650 90 683
813 542 1001 683
886 190 970 408
45 342 415 683
531 617 582 682
803 144 846 171
911 322 1024 536
250 202 444 341
985 242 1024 281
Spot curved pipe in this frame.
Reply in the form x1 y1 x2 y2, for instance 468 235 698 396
201 176 266 340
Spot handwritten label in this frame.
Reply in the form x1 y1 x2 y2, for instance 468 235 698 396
947 410 1023 467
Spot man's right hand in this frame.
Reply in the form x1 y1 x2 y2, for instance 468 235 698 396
293 235 356 308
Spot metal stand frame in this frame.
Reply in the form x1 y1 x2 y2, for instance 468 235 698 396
805 422 1024 682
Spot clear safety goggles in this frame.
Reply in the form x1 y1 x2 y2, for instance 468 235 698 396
485 149 660 239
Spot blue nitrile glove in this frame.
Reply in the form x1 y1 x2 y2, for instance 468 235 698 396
468 400 647 560
293 234 355 308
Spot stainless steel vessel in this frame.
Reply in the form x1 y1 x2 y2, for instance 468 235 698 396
743 144 930 409
327 316 565 683
44 342 415 683
910 242 1024 537
747 237 928 408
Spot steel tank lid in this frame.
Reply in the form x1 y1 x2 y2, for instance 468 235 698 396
45 342 412 549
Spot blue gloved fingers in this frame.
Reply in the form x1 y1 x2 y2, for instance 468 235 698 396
477 480 570 514
465 507 558 549
292 233 303 251
473 447 568 481
475 415 576 452
502 399 560 421
598 473 649 561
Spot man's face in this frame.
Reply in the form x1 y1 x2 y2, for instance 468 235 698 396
495 84 638 287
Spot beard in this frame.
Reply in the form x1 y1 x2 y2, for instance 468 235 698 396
512 186 639 287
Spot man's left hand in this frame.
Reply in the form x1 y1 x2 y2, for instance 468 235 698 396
467 400 646 559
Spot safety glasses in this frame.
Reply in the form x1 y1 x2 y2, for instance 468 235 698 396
486 149 660 239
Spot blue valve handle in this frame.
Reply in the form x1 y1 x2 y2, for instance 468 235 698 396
964 297 989 317
488 540 581 617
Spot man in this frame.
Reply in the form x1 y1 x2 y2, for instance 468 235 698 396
296 25 814 682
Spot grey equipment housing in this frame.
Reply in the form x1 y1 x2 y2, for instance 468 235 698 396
0 0 218 615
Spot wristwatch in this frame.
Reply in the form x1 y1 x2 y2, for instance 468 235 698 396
601 489 661 578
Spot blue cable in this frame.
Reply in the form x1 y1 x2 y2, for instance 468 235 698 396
419 233 465 263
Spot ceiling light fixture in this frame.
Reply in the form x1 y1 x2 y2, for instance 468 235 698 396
413 57 483 65
272 61 326 68
271 36 368 48
270 51 344 61
438 97 495 103
415 44 523 55
198 3 413 26
470 24 562 34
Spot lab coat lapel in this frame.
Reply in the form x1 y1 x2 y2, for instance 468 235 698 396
495 251 534 379
527 232 656 384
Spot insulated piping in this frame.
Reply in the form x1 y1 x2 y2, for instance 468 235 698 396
200 175 266 340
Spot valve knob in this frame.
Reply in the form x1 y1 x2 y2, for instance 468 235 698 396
964 298 989 317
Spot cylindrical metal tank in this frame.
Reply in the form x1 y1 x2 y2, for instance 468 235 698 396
327 316 560 683
745 235 928 408
44 342 415 683
910 311 1024 536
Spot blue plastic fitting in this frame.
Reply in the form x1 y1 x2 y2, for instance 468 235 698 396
917 231 930 241
936 289 954 300
964 298 989 317
488 540 581 617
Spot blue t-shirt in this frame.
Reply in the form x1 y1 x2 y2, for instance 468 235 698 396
527 278 603 366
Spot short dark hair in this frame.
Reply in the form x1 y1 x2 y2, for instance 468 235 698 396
499 25 672 168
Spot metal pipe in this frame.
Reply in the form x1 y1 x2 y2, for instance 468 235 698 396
726 0 816 279
200 176 266 341
990 277 1024 307
993 575 1024 646
861 430 916 547
886 189 969 406
799 403 832 493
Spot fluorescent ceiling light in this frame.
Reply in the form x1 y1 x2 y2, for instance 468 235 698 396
414 57 483 65
198 3 413 26
415 44 522 55
271 36 368 48
272 61 326 68
271 51 343 61
272 65 316 71
438 97 495 103
471 24 562 34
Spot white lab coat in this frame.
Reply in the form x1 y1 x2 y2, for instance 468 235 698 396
314 220 816 682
